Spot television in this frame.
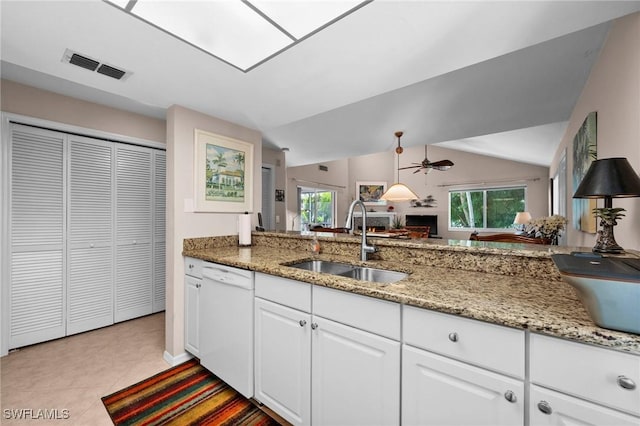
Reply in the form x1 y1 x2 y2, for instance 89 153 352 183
405 215 438 237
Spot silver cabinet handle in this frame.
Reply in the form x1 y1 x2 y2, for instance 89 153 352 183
617 375 636 390
537 401 552 415
311 323 318 330
504 390 517 403
299 320 307 327
448 332 458 342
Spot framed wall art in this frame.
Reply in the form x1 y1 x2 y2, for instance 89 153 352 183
194 129 254 212
356 181 387 206
572 112 597 233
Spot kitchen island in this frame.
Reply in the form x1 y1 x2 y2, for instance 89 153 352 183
183 231 640 354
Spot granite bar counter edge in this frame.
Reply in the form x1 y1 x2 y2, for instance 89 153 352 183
183 231 640 354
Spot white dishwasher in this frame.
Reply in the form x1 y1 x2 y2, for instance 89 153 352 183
200 262 254 398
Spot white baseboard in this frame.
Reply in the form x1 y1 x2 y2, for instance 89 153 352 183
163 350 193 366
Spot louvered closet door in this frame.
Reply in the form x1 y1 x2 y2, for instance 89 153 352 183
67 136 114 335
152 151 166 313
115 144 153 322
9 124 66 349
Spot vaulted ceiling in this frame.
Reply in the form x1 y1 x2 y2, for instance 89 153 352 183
2 1 640 167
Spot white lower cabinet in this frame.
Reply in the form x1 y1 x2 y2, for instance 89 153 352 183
530 385 640 426
402 345 524 426
402 305 525 426
530 333 640 424
184 257 202 356
253 274 400 426
254 298 311 426
184 276 201 356
312 315 400 426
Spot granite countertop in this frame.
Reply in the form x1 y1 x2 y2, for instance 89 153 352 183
183 234 640 355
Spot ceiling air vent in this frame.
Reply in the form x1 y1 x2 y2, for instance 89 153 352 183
69 53 99 71
62 49 132 81
97 64 126 80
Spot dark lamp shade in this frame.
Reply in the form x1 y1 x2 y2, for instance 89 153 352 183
573 157 640 199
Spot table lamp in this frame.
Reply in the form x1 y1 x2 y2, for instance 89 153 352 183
573 157 640 253
513 211 531 234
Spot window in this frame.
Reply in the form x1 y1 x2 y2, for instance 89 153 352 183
298 187 336 230
449 186 526 230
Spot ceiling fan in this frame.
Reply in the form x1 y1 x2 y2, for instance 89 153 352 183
399 143 454 174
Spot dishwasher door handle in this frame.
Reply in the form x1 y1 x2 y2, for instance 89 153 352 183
202 268 253 290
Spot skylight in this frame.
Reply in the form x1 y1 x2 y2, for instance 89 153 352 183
104 0 369 72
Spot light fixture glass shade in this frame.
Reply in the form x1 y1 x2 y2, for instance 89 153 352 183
380 183 419 201
573 157 640 199
513 211 532 225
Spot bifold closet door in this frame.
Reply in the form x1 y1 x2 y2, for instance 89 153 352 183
152 151 166 313
115 144 153 322
67 136 114 335
9 124 66 349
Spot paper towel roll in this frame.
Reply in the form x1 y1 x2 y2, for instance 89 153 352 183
238 213 252 246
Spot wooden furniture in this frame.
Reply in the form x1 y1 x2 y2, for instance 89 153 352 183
469 232 550 245
405 226 430 239
311 226 350 233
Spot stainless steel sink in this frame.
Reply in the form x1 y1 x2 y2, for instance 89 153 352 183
288 260 354 275
338 266 408 283
288 260 408 284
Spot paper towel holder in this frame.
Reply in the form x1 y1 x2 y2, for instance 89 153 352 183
238 211 252 247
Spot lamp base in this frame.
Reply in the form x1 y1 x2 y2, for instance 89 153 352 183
592 223 624 254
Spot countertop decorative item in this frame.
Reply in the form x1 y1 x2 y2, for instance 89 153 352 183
573 157 640 253
513 211 532 234
523 215 567 245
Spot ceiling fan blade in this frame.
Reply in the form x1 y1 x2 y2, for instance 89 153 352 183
398 165 421 170
430 159 454 169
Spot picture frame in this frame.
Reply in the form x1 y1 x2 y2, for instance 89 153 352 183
356 181 387 206
572 112 597 233
194 129 253 213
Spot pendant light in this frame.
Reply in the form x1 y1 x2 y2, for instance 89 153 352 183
380 131 419 201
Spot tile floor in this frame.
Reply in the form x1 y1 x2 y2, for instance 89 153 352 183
1 313 169 425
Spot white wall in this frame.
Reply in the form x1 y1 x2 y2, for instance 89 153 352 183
550 12 640 251
165 105 261 359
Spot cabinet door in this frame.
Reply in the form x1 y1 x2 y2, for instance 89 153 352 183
312 316 400 426
152 150 166 313
67 136 114 335
530 385 640 426
254 298 311 426
184 276 200 356
402 345 524 426
114 145 152 322
9 125 66 349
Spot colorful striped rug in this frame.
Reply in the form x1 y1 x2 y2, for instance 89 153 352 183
102 359 280 425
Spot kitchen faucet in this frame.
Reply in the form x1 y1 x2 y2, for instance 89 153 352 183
345 199 377 261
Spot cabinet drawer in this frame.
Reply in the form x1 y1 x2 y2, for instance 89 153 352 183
184 257 203 278
530 333 640 416
312 285 400 340
403 306 524 378
255 273 311 312
530 385 640 426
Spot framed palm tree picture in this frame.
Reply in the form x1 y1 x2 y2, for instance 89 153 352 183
194 129 253 212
